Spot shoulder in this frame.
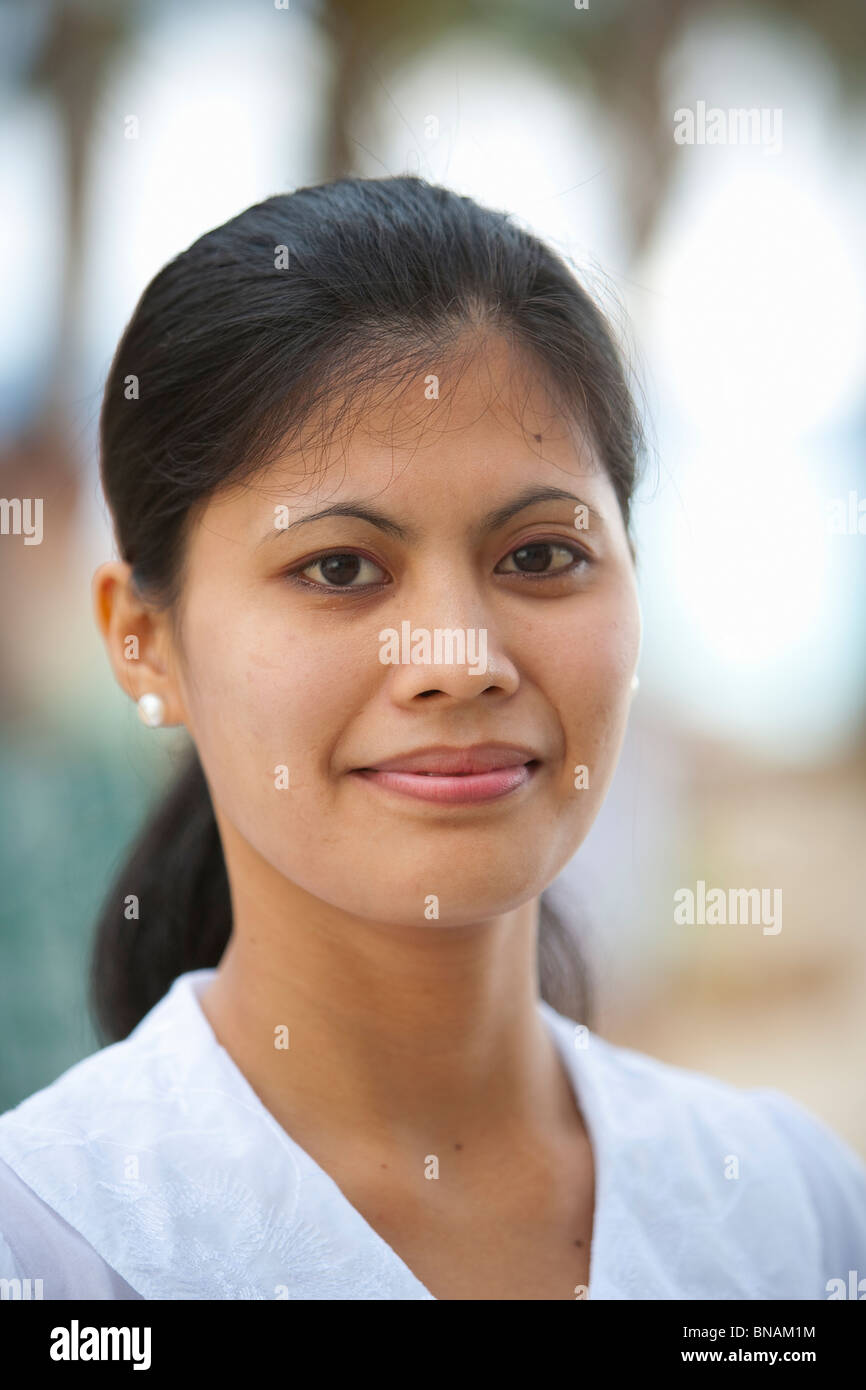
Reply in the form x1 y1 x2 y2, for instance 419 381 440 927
0 970 319 1300
0 971 209 1151
543 1007 866 1298
601 1029 866 1182
745 1085 866 1298
0 974 208 1298
581 1022 863 1163
597 1034 866 1295
0 1156 143 1300
0 990 177 1158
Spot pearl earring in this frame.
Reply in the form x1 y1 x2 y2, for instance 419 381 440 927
630 674 640 693
137 692 165 728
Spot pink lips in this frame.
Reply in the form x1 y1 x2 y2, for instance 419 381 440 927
351 743 540 804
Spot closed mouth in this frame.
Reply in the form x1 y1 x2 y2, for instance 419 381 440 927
349 756 542 805
354 744 541 777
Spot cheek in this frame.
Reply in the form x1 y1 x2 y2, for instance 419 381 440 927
176 601 361 825
541 586 639 789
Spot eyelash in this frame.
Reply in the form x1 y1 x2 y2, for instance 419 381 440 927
282 539 593 594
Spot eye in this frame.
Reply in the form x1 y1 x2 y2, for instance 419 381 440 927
496 539 591 579
283 538 591 594
287 551 388 591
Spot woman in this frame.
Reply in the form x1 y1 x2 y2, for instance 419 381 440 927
1 176 863 1301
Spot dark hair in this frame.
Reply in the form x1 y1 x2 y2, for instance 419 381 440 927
90 175 644 1044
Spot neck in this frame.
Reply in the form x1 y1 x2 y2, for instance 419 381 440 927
198 833 580 1163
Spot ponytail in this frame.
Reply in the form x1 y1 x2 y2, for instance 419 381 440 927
538 896 594 1030
89 749 230 1043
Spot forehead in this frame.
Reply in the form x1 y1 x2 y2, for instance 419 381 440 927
202 332 610 531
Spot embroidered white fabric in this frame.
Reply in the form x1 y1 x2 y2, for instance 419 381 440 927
0 967 864 1300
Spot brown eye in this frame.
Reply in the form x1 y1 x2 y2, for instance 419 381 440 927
496 541 589 577
291 552 387 590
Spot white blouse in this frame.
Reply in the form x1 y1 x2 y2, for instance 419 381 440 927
0 967 864 1300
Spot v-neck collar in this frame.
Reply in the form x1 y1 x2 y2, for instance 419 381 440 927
0 968 611 1300
174 970 610 1300
183 971 608 1301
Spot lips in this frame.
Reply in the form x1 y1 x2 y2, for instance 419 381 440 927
355 743 539 776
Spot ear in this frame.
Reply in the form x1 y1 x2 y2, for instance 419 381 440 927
91 561 186 727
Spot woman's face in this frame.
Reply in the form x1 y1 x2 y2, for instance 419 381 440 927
165 336 641 927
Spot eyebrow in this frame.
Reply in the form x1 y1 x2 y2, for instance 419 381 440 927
260 484 605 545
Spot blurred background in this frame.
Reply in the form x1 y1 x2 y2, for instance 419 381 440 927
0 0 864 1152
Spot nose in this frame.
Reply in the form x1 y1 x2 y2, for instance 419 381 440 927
380 617 521 705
